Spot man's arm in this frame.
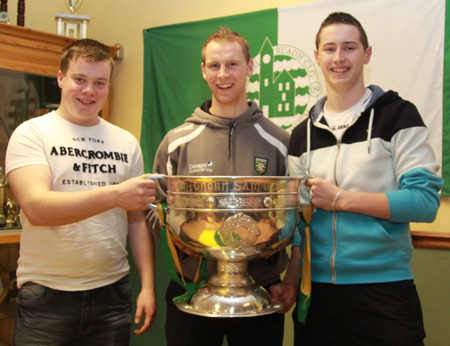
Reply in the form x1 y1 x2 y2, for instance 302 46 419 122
146 136 171 239
7 164 157 226
337 189 390 219
269 246 301 313
128 210 157 335
306 176 391 219
306 168 443 222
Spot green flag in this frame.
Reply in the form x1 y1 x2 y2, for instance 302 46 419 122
142 0 447 195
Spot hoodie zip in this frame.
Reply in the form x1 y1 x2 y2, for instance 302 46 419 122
228 121 236 160
307 117 341 283
305 88 390 283
331 139 341 283
308 109 375 284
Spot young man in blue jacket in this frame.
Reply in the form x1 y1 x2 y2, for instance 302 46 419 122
288 12 443 346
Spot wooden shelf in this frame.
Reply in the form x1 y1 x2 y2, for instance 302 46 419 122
0 23 119 77
411 230 450 250
0 230 20 245
0 240 19 344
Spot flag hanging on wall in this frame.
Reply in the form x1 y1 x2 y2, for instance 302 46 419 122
141 0 448 195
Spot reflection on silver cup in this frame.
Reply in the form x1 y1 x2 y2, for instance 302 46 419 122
160 176 303 317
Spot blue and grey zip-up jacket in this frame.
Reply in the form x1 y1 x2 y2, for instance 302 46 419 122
288 85 443 284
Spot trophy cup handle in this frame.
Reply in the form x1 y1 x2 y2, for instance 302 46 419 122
146 174 165 210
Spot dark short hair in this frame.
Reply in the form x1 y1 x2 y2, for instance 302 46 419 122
202 27 250 63
315 12 369 50
60 38 114 77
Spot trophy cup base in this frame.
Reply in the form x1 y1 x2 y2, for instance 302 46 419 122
175 284 285 318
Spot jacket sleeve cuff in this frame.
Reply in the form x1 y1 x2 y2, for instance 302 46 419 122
386 168 443 223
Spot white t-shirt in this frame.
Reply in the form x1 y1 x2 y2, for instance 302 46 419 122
5 111 144 290
324 88 373 139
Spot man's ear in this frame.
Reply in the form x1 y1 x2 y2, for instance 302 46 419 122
201 62 206 80
364 46 372 65
314 50 319 65
247 58 254 77
56 70 64 88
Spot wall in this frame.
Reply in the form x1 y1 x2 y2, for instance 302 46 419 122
4 2 316 345
412 248 450 346
3 0 449 345
5 0 314 141
8 0 448 232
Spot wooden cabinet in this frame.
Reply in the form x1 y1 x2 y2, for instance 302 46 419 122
0 242 18 345
0 22 119 118
0 23 119 345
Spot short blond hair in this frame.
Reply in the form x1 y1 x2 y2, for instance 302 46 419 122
202 27 250 63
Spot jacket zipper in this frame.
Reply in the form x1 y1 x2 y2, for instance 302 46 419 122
228 121 236 160
331 139 341 283
315 109 368 283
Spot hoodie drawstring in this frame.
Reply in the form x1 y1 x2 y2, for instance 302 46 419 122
228 121 236 160
306 118 311 176
367 108 374 154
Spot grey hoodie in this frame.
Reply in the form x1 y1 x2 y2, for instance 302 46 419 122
148 100 290 286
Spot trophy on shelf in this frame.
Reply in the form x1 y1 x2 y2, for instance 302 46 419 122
0 167 20 229
5 198 19 228
65 0 83 13
150 175 304 318
55 0 89 39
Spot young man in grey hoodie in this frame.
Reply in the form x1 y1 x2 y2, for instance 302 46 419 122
148 27 301 346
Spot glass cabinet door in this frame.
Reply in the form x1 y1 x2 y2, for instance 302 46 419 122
0 68 60 230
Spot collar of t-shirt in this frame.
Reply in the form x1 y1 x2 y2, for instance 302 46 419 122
324 88 373 139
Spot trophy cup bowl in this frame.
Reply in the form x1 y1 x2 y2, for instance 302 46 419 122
159 175 303 318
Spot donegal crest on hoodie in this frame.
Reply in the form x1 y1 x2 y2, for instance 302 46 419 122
254 157 268 175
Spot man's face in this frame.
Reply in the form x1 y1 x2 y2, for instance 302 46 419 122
201 40 253 112
56 57 111 126
314 23 371 92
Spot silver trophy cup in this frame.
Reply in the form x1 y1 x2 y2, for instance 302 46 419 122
156 176 303 317
65 0 83 13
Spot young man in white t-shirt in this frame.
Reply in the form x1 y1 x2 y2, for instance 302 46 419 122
6 39 158 345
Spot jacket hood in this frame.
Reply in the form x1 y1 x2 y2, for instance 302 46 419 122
310 85 400 122
303 85 403 174
185 100 265 128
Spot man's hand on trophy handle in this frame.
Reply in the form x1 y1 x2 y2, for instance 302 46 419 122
269 282 298 314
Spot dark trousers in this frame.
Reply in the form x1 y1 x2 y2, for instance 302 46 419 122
165 279 285 346
293 280 426 346
14 275 132 346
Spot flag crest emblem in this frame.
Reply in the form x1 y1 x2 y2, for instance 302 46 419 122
254 157 268 175
247 37 322 132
